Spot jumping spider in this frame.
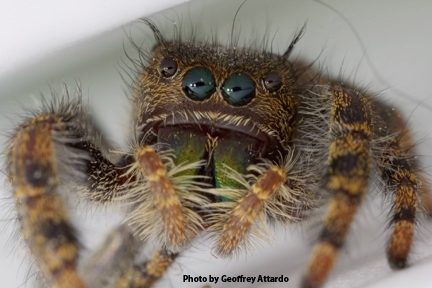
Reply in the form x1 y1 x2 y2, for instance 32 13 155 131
4 16 430 288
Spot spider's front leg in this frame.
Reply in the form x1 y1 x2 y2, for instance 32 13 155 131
133 146 190 247
215 166 288 256
6 96 198 288
302 87 373 288
98 140 210 287
112 146 191 288
6 95 126 287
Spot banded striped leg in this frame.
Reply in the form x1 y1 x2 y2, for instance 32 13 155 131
107 146 203 286
379 137 419 268
116 248 177 288
134 147 189 249
370 103 422 268
382 105 430 216
9 116 83 288
216 166 287 255
85 225 178 287
7 100 125 287
85 225 177 288
302 87 372 288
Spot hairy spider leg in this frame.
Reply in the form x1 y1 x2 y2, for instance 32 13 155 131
215 166 287 256
6 96 131 287
378 135 419 268
302 87 373 288
116 248 177 288
391 107 432 216
8 114 85 288
134 146 189 248
370 103 423 269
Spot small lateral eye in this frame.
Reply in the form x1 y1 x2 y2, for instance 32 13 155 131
159 57 177 77
264 71 282 92
182 67 216 101
221 72 255 106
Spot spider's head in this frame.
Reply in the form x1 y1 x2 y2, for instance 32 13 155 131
132 20 303 187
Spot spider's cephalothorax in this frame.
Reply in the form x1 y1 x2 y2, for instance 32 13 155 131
5 19 428 288
125 23 318 256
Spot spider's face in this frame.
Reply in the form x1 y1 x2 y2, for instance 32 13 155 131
132 40 299 184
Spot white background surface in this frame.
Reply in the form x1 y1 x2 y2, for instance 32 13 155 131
0 0 188 78
1 0 432 288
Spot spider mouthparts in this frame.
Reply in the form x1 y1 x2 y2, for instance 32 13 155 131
157 124 267 189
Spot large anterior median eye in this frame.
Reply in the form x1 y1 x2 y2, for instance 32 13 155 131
221 72 255 106
182 67 216 101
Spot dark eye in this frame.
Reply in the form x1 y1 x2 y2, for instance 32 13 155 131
221 72 255 106
159 57 177 77
264 71 282 92
182 67 216 101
